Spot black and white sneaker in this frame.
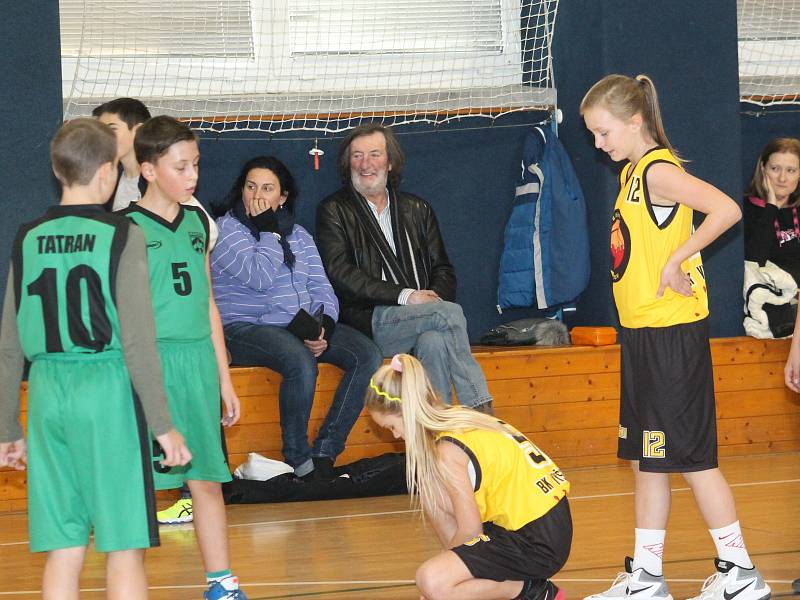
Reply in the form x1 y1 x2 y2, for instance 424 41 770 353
584 557 673 600
688 559 771 600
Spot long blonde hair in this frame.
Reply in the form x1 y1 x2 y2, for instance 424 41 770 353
365 354 505 516
580 73 681 161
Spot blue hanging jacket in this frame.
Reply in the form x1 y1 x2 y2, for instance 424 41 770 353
497 126 590 310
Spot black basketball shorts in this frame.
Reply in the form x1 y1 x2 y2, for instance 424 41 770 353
618 318 718 473
451 497 572 583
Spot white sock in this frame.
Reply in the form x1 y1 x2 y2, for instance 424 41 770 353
632 528 666 576
710 521 753 569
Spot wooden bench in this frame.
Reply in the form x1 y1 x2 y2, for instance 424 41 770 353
2 337 799 512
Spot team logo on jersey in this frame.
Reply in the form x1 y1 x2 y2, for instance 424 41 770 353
188 231 206 254
610 209 631 282
147 240 162 250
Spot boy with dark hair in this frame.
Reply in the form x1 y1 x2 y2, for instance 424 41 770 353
121 115 247 600
93 97 151 211
0 118 191 599
93 97 152 127
95 98 219 527
93 99 219 249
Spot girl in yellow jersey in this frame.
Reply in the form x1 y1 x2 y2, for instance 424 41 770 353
366 354 571 600
581 74 770 600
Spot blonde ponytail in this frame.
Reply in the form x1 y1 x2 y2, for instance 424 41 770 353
365 354 506 517
581 73 681 161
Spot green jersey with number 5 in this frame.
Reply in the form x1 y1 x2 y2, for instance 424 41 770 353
122 204 210 341
13 205 132 358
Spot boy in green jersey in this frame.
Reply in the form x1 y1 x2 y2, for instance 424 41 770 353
0 118 191 600
122 116 246 600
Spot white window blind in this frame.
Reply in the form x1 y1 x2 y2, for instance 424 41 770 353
288 0 504 55
60 0 560 132
58 0 253 58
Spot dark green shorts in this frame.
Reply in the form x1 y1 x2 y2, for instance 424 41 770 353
153 338 232 489
27 353 159 553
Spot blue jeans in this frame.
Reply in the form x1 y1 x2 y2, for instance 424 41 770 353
371 301 492 408
224 321 382 476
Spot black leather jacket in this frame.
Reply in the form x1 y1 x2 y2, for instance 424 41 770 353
315 185 456 337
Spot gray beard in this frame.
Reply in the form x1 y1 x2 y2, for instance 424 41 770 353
352 172 388 198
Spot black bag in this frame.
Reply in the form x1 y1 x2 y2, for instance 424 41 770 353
480 317 570 346
223 453 407 504
763 302 797 338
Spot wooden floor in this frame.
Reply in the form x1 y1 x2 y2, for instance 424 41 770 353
0 452 797 599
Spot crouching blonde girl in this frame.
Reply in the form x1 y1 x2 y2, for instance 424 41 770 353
367 354 571 600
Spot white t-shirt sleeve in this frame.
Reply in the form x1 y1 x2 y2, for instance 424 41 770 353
181 196 219 251
112 173 142 212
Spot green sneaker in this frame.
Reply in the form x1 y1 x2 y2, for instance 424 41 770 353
157 498 193 524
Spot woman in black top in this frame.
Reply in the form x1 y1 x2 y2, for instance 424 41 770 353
744 137 800 282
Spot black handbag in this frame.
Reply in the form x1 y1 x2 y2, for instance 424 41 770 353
763 302 797 338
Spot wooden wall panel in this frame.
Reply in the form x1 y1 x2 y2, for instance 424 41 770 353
2 337 799 512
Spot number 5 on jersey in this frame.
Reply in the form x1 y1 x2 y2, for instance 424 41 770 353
171 262 192 296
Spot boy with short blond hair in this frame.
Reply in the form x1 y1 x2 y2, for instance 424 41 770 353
0 118 191 600
121 115 246 599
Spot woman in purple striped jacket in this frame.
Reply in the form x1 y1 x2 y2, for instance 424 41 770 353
210 156 382 480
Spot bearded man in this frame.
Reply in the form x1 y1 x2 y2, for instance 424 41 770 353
315 124 493 413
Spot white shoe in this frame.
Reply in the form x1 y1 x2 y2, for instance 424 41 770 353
584 557 673 600
688 559 771 600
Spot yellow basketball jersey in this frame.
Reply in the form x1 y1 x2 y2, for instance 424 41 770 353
439 422 569 531
611 147 708 328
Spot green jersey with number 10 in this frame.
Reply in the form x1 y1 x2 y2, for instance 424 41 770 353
13 205 131 359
